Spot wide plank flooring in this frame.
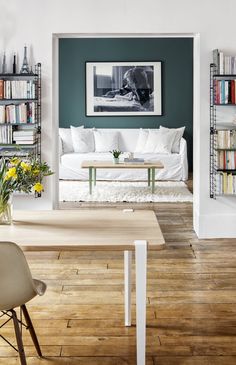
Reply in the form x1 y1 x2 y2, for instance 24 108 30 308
1 200 236 365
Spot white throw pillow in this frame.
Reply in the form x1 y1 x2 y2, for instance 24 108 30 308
135 129 149 153
71 126 94 153
59 127 83 154
143 129 175 154
160 126 185 153
94 130 119 152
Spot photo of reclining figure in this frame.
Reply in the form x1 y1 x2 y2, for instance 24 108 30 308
103 66 153 108
86 62 162 116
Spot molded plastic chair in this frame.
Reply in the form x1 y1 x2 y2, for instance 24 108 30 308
0 241 46 365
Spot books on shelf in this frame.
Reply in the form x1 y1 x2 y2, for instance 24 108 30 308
217 172 236 194
214 80 236 104
0 147 31 156
0 124 12 144
0 102 35 124
218 150 236 170
217 130 236 149
0 127 37 145
0 80 36 99
213 49 236 74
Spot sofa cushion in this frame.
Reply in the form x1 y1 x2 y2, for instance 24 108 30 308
160 125 185 153
135 129 149 153
59 127 83 153
71 127 94 153
94 130 119 152
143 129 175 154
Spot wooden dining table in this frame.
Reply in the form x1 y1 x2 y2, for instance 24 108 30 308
0 209 165 365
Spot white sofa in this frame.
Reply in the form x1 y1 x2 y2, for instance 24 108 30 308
59 128 188 181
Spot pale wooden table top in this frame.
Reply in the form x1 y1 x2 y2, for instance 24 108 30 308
0 209 165 251
81 160 164 169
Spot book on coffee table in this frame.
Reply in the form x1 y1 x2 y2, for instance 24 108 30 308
124 158 144 164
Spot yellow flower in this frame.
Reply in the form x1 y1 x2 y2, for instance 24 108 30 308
10 157 20 165
20 162 31 171
33 182 44 193
5 167 17 180
32 169 40 175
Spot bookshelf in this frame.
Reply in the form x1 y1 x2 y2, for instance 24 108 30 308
0 63 41 160
210 56 236 198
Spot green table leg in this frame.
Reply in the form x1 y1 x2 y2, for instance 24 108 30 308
94 168 96 186
147 168 150 186
151 167 155 194
89 167 93 194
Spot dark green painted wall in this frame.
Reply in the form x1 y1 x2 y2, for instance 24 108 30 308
59 38 193 169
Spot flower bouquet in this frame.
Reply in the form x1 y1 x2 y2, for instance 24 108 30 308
0 155 53 224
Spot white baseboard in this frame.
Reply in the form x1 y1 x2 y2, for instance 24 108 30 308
194 209 236 238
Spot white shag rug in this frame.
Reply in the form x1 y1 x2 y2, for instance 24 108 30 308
59 181 193 203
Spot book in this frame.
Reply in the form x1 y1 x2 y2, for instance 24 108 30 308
213 49 219 70
231 80 235 104
124 158 144 164
13 129 36 136
0 80 3 99
13 136 36 141
225 81 228 104
15 140 36 145
0 106 5 123
219 52 224 74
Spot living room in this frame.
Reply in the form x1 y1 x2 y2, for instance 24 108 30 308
0 1 236 365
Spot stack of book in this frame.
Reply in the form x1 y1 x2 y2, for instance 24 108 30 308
0 80 36 99
0 124 12 144
0 102 35 124
124 158 144 164
13 129 37 145
217 130 236 148
213 49 236 74
218 172 236 194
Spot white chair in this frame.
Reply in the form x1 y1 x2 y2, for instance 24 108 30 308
0 241 46 365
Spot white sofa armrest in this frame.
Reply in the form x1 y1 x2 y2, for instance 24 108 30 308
179 138 188 181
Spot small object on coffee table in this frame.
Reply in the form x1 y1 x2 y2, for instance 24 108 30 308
124 158 144 164
110 149 122 164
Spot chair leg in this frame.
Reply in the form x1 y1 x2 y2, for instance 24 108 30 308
21 305 42 357
11 309 27 365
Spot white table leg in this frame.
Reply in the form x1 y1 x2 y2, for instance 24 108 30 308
135 240 147 365
124 250 132 326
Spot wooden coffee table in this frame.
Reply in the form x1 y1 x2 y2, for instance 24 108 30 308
81 160 164 194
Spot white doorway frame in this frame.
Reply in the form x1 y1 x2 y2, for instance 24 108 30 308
52 33 200 233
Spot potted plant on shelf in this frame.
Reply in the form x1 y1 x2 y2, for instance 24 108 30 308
110 150 122 164
0 155 53 225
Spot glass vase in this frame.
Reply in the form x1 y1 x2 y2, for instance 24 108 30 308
0 195 12 225
113 157 119 164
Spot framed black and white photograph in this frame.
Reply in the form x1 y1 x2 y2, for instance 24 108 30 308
86 61 162 116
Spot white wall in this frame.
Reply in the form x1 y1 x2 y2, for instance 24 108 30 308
1 0 236 237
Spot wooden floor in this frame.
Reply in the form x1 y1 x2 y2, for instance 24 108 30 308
1 199 236 364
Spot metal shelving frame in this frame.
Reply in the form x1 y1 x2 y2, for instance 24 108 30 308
210 62 236 198
0 63 41 159
0 63 42 197
210 63 217 198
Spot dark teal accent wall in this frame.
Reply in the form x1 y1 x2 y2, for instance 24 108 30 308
59 38 193 169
